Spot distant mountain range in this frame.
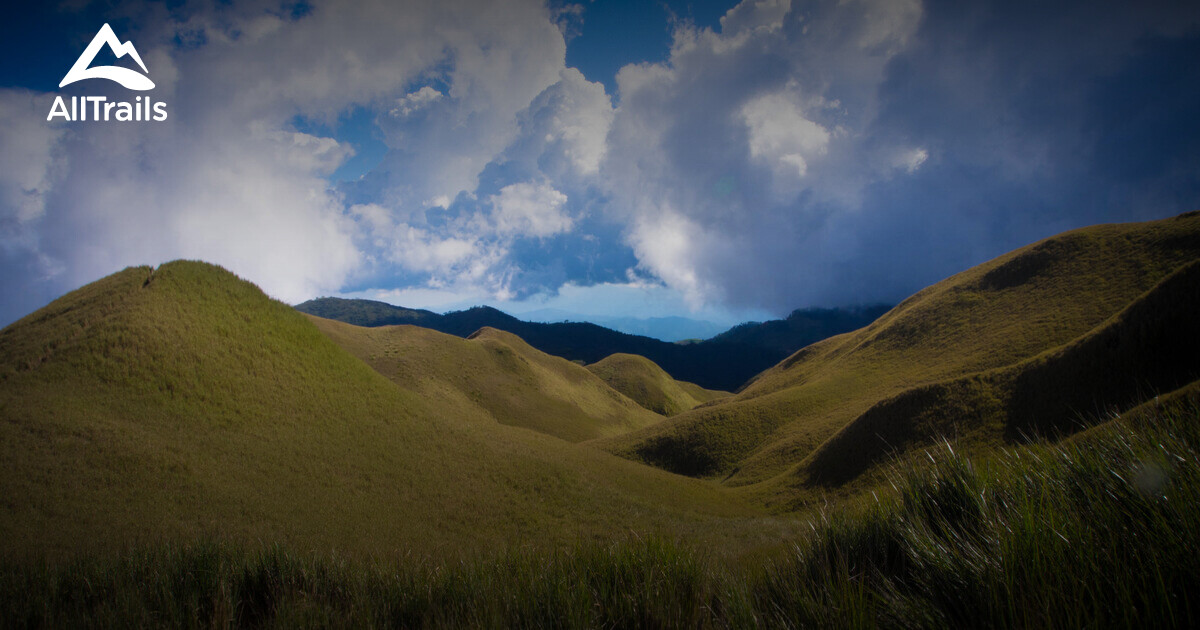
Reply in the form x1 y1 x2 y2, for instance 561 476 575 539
514 309 729 342
293 298 890 391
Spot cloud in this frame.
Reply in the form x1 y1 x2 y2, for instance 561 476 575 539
26 101 362 304
720 0 791 35
3 0 1198 326
491 182 572 238
351 202 492 280
0 91 65 234
625 208 714 307
602 0 924 309
740 91 831 178
390 86 443 118
601 0 1200 313
520 68 613 177
0 0 596 322
349 0 568 212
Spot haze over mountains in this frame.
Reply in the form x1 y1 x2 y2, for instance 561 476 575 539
296 297 890 391
1 212 1197 564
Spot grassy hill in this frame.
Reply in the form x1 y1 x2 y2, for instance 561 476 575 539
3 223 1200 624
296 300 886 392
308 318 664 442
0 261 788 560
597 212 1200 501
586 353 729 416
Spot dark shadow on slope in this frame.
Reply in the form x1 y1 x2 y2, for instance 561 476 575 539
806 260 1200 487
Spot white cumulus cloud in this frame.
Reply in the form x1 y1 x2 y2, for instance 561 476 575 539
491 182 572 238
740 91 831 178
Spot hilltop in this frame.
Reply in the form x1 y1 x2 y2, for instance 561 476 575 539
598 212 1200 503
0 261 782 559
296 299 887 391
586 353 729 416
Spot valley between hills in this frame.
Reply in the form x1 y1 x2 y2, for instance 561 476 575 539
2 212 1199 626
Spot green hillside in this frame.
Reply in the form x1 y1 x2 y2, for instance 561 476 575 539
309 318 664 442
0 261 783 560
598 212 1200 500
586 353 729 416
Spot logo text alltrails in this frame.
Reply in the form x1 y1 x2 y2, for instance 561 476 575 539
49 23 168 123
48 95 167 122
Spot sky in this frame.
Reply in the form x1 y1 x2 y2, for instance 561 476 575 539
1 0 1198 330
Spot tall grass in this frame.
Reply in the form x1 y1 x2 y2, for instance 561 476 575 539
5 402 1199 628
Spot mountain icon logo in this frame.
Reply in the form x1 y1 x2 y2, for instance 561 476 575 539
59 23 155 91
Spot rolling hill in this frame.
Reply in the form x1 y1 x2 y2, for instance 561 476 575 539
295 299 887 391
308 318 664 442
0 261 788 559
597 212 1200 502
586 353 730 416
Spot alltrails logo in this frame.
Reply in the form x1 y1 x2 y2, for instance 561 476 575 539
47 23 168 122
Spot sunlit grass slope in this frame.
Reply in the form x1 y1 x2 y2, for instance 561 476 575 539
586 353 730 416
0 261 784 560
599 212 1200 498
307 318 664 442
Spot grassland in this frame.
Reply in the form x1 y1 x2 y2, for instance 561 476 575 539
308 318 664 442
586 353 729 416
598 213 1200 505
5 385 1197 628
0 261 791 560
3 214 1199 626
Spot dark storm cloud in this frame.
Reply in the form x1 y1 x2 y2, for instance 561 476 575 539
603 0 1200 312
829 0 1200 305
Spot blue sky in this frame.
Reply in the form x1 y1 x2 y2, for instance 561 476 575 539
1 0 1198 330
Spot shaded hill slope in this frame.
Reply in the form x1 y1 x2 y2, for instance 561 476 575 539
0 261 780 559
308 319 663 442
597 212 1200 496
805 258 1200 487
586 353 730 416
295 300 887 392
